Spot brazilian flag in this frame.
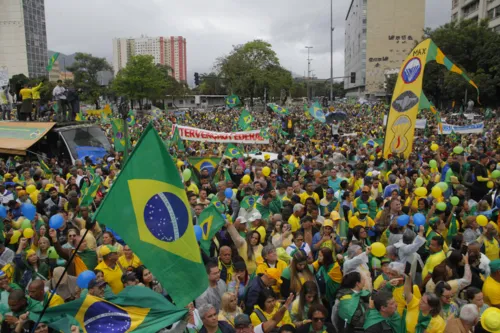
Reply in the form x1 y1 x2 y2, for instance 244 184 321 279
308 102 326 123
224 144 244 159
111 118 127 152
238 109 253 130
93 123 208 307
30 286 187 333
127 110 136 126
171 126 185 152
198 205 226 254
37 155 52 175
80 173 101 207
188 157 221 174
267 103 289 115
259 128 271 139
226 94 241 109
46 52 59 72
75 110 86 122
240 195 258 210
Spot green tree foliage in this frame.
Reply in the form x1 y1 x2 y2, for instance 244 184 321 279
198 72 227 95
215 40 293 106
66 53 112 108
9 74 29 98
111 55 171 109
422 19 500 107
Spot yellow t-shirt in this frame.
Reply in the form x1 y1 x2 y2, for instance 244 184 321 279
483 276 500 306
300 192 320 205
288 214 301 232
250 303 292 328
95 261 124 294
406 288 446 333
118 254 143 270
422 250 446 278
373 274 386 290
186 182 199 196
19 88 32 99
484 238 500 261
348 216 375 229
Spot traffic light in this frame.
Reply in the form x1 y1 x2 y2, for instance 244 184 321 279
194 72 200 86
350 72 356 84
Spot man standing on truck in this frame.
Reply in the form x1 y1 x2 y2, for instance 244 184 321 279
52 80 67 122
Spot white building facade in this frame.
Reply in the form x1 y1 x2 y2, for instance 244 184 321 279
451 0 500 32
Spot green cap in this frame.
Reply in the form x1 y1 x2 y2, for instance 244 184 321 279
489 259 500 273
358 204 369 215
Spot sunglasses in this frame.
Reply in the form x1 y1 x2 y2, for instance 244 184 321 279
361 191 369 194
312 317 325 322
68 234 76 237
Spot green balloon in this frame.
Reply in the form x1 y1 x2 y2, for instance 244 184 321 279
48 246 59 259
436 202 447 211
450 196 460 206
453 146 464 154
182 168 192 181
437 182 448 192
429 159 437 169
415 178 423 187
492 170 500 179
20 219 31 230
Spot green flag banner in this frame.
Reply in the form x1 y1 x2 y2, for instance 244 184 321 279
226 94 241 108
46 52 60 72
80 173 101 207
188 157 222 174
30 286 187 332
238 109 254 130
93 123 208 307
267 103 289 115
37 155 52 175
111 118 127 152
308 102 326 123
198 205 226 254
224 143 244 159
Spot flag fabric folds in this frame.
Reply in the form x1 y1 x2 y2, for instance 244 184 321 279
238 109 254 130
127 110 136 126
93 123 208 307
308 102 326 123
171 126 185 152
37 156 52 175
267 103 289 116
30 286 187 333
111 118 127 152
224 143 244 159
80 173 101 207
259 128 271 140
188 157 222 175
46 52 60 72
198 205 226 254
226 94 241 109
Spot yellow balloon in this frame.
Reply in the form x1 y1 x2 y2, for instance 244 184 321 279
10 230 21 244
23 228 34 239
26 185 36 194
12 217 23 230
431 186 442 198
242 175 251 184
414 187 428 197
371 242 386 257
477 215 488 227
431 143 439 151
262 166 271 177
30 190 39 204
487 181 494 189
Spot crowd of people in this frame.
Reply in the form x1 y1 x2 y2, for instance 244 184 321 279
0 99 499 333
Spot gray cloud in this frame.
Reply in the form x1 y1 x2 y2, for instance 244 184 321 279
46 0 450 85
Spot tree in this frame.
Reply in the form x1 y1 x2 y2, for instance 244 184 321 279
422 19 500 107
66 53 112 109
111 55 170 110
9 74 29 100
385 74 397 98
215 40 291 106
198 72 227 95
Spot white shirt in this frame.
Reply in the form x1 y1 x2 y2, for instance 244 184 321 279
0 190 14 205
52 85 66 100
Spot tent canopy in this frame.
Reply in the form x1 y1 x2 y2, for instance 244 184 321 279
0 122 55 155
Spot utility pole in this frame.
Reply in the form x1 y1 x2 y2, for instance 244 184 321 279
330 0 335 105
305 46 313 101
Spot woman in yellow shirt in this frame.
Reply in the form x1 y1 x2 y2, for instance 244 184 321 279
117 245 142 271
19 83 33 121
250 289 292 329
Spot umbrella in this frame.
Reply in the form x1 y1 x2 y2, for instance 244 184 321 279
326 111 348 122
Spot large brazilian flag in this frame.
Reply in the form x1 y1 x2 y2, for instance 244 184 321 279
93 123 208 307
30 286 187 333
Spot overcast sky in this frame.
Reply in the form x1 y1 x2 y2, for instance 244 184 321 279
46 0 451 85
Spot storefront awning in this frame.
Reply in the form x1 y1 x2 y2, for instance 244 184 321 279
0 122 56 155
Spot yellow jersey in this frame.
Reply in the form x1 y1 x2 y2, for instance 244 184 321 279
300 192 320 205
483 276 500 306
288 214 301 232
95 261 124 294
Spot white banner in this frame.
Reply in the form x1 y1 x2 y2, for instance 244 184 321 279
441 122 484 134
174 125 269 144
415 119 427 129
0 69 8 87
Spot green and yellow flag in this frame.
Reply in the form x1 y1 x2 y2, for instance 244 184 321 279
259 128 271 140
80 173 101 207
93 123 208 307
127 110 136 126
188 157 221 174
171 126 185 152
267 103 289 115
198 205 226 254
111 118 127 152
308 102 326 123
46 52 59 72
383 38 479 158
37 155 52 175
224 143 244 159
30 286 187 333
226 94 241 109
238 109 253 130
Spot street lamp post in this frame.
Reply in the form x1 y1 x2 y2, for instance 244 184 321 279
305 46 313 101
330 0 335 104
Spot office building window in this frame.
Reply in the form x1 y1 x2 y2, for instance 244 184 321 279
488 9 495 19
496 5 500 17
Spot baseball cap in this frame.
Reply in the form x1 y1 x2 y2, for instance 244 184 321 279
358 204 369 215
99 245 117 257
481 307 500 333
326 188 334 195
88 278 107 289
330 211 340 221
26 249 36 259
248 212 262 222
17 190 27 197
264 268 283 284
489 259 500 273
323 219 334 228
234 314 252 328
3 173 12 179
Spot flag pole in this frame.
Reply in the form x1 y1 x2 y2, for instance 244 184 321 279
31 228 91 332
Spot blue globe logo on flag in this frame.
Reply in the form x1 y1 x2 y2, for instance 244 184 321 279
143 192 189 242
200 161 216 173
230 148 238 155
248 197 255 206
83 301 131 333
115 132 123 140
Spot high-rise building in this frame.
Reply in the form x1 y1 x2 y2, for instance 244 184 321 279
344 0 425 98
0 0 48 79
451 0 500 32
112 36 187 82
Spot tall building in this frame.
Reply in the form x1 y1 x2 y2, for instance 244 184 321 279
112 36 187 82
451 0 500 32
0 0 48 79
344 0 425 98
